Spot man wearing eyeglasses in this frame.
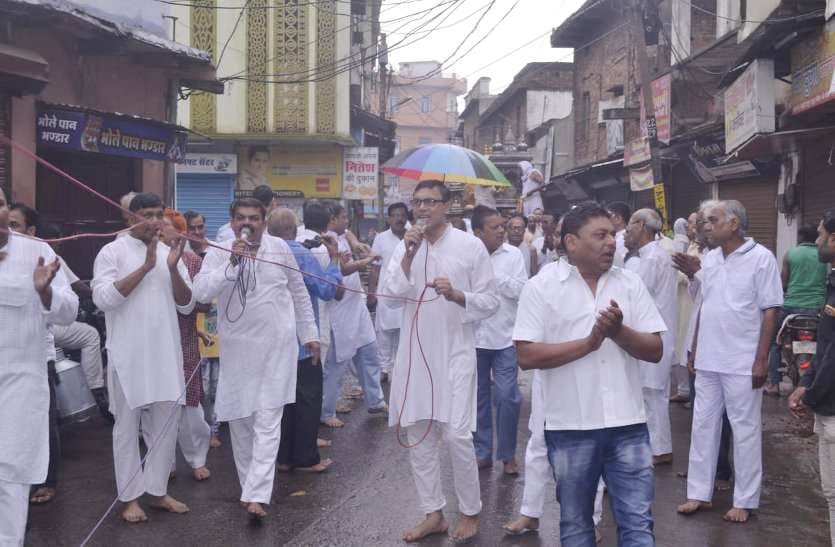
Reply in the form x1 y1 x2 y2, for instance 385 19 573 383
382 180 499 543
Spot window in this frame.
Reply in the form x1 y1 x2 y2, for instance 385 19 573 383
447 95 457 113
581 91 591 141
388 95 399 115
420 96 431 113
418 137 432 145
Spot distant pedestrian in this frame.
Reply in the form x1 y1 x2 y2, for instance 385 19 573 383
506 213 537 277
607 201 631 268
766 224 828 395
519 161 545 217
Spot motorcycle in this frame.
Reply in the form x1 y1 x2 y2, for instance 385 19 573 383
777 313 819 387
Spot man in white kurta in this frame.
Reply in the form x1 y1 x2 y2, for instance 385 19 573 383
193 198 317 519
678 200 782 523
625 209 678 463
92 193 195 523
320 204 385 428
0 190 77 547
370 203 409 380
383 181 499 543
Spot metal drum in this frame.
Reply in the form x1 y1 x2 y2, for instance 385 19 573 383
54 355 97 424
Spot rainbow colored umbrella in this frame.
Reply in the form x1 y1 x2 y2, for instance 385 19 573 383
382 143 511 187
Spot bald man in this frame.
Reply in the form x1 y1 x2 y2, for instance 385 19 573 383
268 208 343 472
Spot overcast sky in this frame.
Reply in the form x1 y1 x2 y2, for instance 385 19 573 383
380 0 585 96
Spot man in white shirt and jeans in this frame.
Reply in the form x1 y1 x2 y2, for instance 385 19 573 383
677 200 782 524
514 201 666 547
471 205 527 474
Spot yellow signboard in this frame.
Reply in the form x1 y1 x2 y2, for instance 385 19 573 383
653 183 669 231
237 145 343 198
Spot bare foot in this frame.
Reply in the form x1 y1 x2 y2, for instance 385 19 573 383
321 416 344 428
503 460 519 476
296 458 333 473
335 402 353 414
346 387 364 400
723 507 751 523
317 438 332 448
653 453 673 465
148 495 190 514
452 514 479 542
30 487 56 504
121 500 148 523
368 402 388 415
503 515 539 535
677 500 712 515
403 511 449 542
277 464 293 472
192 466 211 481
247 502 267 519
715 479 731 491
669 393 689 403
209 435 222 448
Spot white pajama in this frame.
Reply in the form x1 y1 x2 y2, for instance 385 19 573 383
172 404 211 471
643 385 673 456
51 321 104 389
229 407 284 504
0 480 29 547
687 370 762 508
520 425 604 525
815 414 835 546
110 369 181 502
406 420 482 516
376 327 400 373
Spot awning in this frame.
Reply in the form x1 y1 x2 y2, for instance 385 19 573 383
725 126 835 161
0 42 48 95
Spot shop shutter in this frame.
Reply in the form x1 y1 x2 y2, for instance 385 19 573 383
176 174 234 240
802 140 835 226
719 177 778 253
670 164 711 223
0 93 9 197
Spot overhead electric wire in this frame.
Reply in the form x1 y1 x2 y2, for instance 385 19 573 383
678 0 824 24
223 0 471 84
215 0 251 69
155 0 437 10
218 0 464 81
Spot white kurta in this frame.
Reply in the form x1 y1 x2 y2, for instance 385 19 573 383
625 240 678 389
383 225 499 429
326 234 376 363
193 234 317 421
0 234 77 485
92 235 194 409
373 228 405 331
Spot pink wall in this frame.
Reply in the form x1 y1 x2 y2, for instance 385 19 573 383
10 28 171 205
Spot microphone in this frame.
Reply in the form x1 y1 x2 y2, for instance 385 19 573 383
240 227 252 243
407 219 427 254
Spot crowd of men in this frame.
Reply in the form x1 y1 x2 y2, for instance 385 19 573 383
2 177 835 547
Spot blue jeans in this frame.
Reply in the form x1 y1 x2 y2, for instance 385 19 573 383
545 423 655 547
767 306 819 385
321 339 386 419
473 347 522 462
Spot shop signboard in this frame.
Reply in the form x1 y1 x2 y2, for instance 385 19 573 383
653 183 669 231
630 164 655 191
236 145 343 198
342 147 379 200
178 153 237 175
624 137 652 167
724 59 775 154
640 74 672 145
791 20 835 114
37 106 187 162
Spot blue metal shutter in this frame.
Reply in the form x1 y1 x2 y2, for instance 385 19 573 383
175 174 234 240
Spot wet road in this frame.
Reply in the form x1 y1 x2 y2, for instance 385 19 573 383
28 372 830 546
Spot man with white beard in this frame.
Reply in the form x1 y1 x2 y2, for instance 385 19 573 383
194 197 318 519
0 188 77 546
624 209 678 465
383 180 499 543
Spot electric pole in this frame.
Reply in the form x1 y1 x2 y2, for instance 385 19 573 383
627 0 662 185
